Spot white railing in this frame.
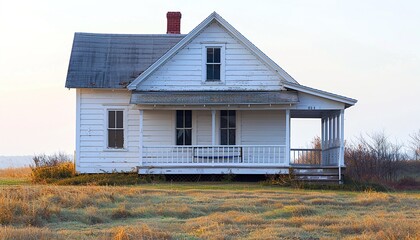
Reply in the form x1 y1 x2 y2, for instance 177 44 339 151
290 147 341 166
322 146 341 166
142 145 287 166
290 148 322 165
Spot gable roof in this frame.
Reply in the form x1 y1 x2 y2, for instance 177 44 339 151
127 12 298 90
65 33 185 88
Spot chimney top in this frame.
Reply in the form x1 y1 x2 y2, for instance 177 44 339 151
166 12 182 34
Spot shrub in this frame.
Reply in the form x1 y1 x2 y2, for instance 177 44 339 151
30 153 74 183
32 152 72 167
31 162 75 183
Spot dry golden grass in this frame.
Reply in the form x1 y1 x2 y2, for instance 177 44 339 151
0 183 419 239
0 167 31 178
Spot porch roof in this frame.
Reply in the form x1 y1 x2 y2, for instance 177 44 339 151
130 91 298 105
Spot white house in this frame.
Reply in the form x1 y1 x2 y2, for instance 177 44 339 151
65 12 357 181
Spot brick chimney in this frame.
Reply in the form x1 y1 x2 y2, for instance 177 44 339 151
166 12 181 34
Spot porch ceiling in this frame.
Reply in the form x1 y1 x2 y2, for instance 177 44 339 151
130 91 298 105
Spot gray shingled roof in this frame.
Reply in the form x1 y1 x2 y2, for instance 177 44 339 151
65 32 185 88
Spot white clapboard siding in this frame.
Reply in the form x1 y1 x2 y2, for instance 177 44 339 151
77 89 140 173
296 93 345 110
240 110 286 145
196 111 212 145
143 110 174 145
138 22 283 91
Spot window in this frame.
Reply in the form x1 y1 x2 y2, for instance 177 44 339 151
108 110 124 149
176 110 192 145
206 47 221 81
220 110 236 145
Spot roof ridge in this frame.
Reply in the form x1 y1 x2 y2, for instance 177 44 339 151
75 32 187 37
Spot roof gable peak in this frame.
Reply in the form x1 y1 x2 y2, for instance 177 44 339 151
127 12 298 90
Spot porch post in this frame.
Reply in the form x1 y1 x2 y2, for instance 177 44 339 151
339 110 345 167
329 116 333 148
211 110 216 145
285 109 291 165
321 117 326 165
139 110 144 166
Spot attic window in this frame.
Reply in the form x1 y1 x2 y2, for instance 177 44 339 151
202 44 225 83
206 48 221 81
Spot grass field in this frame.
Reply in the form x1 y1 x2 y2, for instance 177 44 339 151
0 182 419 240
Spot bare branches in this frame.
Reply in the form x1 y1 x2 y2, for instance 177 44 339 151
409 129 420 160
345 132 407 183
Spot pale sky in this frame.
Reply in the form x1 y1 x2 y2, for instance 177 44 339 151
0 0 419 155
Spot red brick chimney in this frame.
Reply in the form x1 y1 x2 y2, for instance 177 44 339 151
166 12 181 34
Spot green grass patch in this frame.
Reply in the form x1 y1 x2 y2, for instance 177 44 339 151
0 178 30 185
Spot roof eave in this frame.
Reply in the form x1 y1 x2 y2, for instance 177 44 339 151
283 82 357 108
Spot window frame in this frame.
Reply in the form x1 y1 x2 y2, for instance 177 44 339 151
220 110 236 145
104 107 128 151
202 44 225 84
175 110 193 146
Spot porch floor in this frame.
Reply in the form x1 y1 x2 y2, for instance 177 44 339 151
137 165 344 183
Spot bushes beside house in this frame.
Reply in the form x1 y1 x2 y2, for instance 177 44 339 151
31 153 75 183
30 152 164 185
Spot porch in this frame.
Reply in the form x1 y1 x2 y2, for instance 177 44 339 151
136 108 345 179
133 91 346 181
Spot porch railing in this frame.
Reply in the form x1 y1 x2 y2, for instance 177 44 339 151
290 148 322 165
142 145 287 166
290 147 340 166
322 146 340 166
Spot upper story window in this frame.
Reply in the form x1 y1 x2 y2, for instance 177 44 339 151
202 44 225 83
176 110 192 145
108 110 124 149
206 47 221 81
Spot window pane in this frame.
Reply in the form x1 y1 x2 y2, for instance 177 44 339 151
185 129 192 145
108 111 115 128
176 129 184 145
213 64 220 80
221 129 227 145
221 110 227 128
207 48 214 63
108 129 124 148
176 110 183 128
206 64 214 80
214 48 220 63
185 110 192 128
229 129 236 145
108 129 115 148
116 111 123 128
115 130 124 148
228 110 236 128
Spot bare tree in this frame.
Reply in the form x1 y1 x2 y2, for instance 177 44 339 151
345 132 406 182
409 130 420 160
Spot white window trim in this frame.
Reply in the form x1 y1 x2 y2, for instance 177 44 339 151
103 107 128 152
201 44 226 84
220 110 237 145
175 110 194 146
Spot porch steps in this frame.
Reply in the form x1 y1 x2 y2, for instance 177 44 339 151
291 166 344 184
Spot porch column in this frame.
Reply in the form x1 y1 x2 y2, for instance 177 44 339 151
329 116 333 148
139 110 144 166
285 109 291 165
321 117 326 165
339 110 345 167
211 110 216 145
